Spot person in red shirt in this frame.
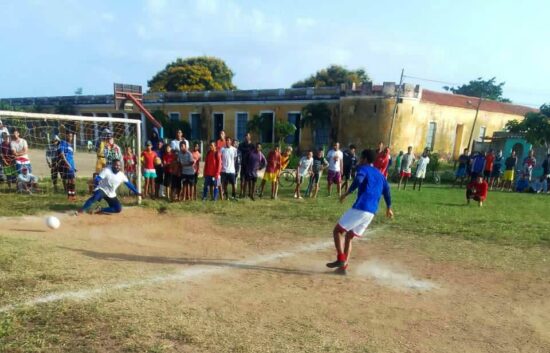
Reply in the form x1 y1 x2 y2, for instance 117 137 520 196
216 130 226 198
162 144 176 200
466 175 488 207
141 141 158 198
258 145 281 199
374 146 391 178
202 141 222 201
483 149 494 181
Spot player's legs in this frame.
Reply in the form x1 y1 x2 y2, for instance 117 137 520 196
328 224 347 268
294 175 301 198
80 190 105 212
417 178 423 191
101 196 122 214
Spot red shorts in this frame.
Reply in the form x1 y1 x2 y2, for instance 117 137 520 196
400 171 412 178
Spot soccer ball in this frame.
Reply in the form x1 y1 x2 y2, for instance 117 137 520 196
45 216 60 230
154 157 162 166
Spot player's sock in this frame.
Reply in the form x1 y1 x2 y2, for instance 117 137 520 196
326 253 346 268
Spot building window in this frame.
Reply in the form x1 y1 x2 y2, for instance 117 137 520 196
426 122 436 150
236 112 248 141
314 126 330 146
169 112 180 122
285 112 301 145
478 126 487 141
260 112 274 143
190 113 201 140
373 104 377 113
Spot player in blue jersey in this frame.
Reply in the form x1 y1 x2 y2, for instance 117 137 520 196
56 133 77 201
326 149 393 275
78 159 141 214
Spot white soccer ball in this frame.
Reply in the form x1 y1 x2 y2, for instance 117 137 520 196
45 216 60 230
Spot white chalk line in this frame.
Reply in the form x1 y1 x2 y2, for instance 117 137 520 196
356 260 438 291
0 228 387 313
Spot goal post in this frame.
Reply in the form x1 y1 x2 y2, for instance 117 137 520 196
0 110 142 204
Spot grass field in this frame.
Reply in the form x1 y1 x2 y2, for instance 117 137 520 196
0 182 549 352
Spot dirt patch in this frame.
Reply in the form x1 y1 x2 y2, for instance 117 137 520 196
1 208 549 352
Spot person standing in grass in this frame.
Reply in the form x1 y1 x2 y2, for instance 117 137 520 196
57 132 77 201
178 142 196 201
542 153 550 193
46 137 60 192
489 150 504 190
238 133 254 198
141 141 157 198
466 175 488 207
1 132 16 190
413 149 430 191
484 149 495 181
502 150 517 191
326 149 393 275
470 151 486 181
522 150 537 181
454 148 470 188
202 141 221 201
191 143 201 200
280 146 293 171
259 145 281 199
244 143 266 201
10 128 31 175
123 146 137 187
397 146 415 190
374 146 391 179
294 150 313 199
308 148 328 198
342 145 357 193
221 137 238 200
394 150 404 179
161 144 176 201
326 142 344 197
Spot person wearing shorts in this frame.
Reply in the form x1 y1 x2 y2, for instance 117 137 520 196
453 148 470 188
162 144 176 200
259 145 281 199
178 142 196 201
484 149 494 181
326 142 344 197
221 137 238 200
141 141 157 198
307 148 328 198
191 143 201 200
244 143 266 200
466 175 488 207
326 149 393 275
502 150 517 192
202 141 221 201
397 146 415 190
413 149 430 191
10 129 32 175
294 150 313 199
57 133 77 201
238 133 254 198
489 150 504 190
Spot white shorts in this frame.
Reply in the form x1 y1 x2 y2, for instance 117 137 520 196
336 208 375 237
416 169 426 179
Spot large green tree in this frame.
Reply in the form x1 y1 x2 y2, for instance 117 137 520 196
443 77 511 103
506 104 550 149
148 56 236 92
291 65 369 88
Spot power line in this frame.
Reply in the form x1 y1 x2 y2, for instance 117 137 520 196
402 74 460 86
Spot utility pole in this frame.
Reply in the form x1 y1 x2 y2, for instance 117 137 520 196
388 68 404 148
466 93 483 153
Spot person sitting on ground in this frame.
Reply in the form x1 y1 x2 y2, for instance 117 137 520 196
466 175 488 207
515 174 530 193
79 160 141 215
398 146 415 190
17 167 39 194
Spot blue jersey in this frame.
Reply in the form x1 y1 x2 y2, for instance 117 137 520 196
348 164 391 214
57 140 75 170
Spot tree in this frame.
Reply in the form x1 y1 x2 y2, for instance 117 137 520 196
274 121 296 145
506 104 550 150
291 65 369 88
443 77 511 103
148 56 236 92
246 114 269 135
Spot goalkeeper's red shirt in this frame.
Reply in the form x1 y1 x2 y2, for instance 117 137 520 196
467 180 488 200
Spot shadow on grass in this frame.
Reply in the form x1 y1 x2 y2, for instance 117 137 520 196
60 247 317 276
8 228 47 233
434 202 466 207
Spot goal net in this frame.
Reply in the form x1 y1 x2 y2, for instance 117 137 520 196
0 110 142 196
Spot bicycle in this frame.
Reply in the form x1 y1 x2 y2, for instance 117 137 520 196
278 169 297 188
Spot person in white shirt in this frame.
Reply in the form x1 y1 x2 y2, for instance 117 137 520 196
10 128 31 175
17 167 39 194
220 137 238 200
413 149 431 191
78 160 141 214
170 129 189 152
326 142 344 197
178 142 196 201
294 150 313 199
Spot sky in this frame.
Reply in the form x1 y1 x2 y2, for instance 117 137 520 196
0 0 548 107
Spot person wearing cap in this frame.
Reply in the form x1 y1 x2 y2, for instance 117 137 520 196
104 133 122 168
57 132 77 201
17 166 39 194
10 128 31 175
46 136 61 191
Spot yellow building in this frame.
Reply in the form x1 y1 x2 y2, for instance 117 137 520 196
0 83 535 159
